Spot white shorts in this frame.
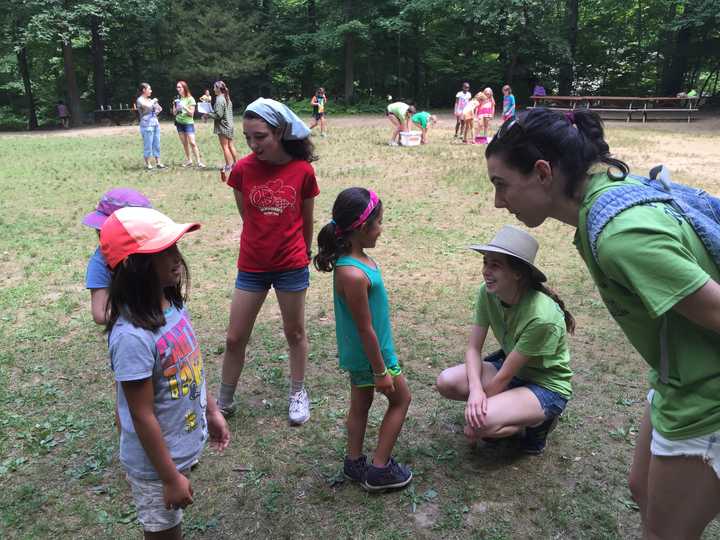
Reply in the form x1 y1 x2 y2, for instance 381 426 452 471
126 473 184 532
647 389 720 478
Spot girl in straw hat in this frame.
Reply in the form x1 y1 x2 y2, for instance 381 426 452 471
436 225 574 454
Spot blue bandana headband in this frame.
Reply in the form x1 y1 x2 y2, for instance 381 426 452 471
245 98 310 140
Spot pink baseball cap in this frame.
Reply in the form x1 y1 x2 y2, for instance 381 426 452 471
100 207 200 269
82 188 152 230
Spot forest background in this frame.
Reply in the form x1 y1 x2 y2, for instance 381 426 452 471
2 0 719 130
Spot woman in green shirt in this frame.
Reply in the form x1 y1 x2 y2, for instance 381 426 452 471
172 80 205 168
484 108 720 539
436 225 574 455
385 101 415 146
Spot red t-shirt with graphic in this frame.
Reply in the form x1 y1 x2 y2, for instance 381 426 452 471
227 153 320 272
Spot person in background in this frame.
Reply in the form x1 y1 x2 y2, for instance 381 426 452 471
410 111 438 144
206 81 237 179
199 89 212 123
57 100 70 128
308 87 328 137
136 82 166 170
502 85 516 123
454 82 471 139
386 101 416 146
172 81 205 168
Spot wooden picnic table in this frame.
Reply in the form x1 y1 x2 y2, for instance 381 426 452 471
93 107 138 125
529 95 699 123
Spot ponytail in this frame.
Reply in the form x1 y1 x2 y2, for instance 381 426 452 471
486 107 629 198
314 222 351 272
534 283 576 335
506 256 576 334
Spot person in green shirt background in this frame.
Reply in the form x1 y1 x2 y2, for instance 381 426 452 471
410 111 437 144
436 225 574 455
172 80 205 168
485 108 720 539
385 100 415 146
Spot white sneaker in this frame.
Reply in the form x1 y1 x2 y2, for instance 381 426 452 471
288 388 310 425
388 141 399 147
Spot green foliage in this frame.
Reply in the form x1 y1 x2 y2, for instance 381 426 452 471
2 0 719 130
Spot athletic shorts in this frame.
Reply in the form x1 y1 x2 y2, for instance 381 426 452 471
235 266 309 293
349 363 402 388
646 389 720 478
313 112 325 120
175 122 195 134
485 350 568 420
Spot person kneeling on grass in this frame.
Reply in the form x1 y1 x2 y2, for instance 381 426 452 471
436 225 574 454
410 111 437 144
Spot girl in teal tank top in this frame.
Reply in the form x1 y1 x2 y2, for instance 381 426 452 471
315 187 413 492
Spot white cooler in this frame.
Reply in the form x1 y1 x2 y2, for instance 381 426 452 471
399 131 422 146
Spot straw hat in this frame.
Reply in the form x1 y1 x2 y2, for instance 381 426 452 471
469 225 547 283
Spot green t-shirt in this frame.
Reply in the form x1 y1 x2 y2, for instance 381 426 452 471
474 284 573 399
387 102 409 121
575 172 720 439
411 111 431 129
175 96 196 125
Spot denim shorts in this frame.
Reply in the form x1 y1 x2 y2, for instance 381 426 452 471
646 389 720 478
235 266 309 292
175 122 195 134
485 350 568 420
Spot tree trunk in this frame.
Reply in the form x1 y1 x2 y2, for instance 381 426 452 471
301 0 317 96
343 0 354 102
558 0 578 94
90 15 106 108
659 1 695 96
16 46 38 130
62 39 82 126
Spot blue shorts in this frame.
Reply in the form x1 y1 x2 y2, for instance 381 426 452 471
485 350 568 420
175 122 195 134
235 266 309 293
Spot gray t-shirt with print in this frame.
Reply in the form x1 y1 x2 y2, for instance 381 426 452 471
109 306 207 480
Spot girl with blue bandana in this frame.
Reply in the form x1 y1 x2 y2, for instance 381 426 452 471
217 99 319 428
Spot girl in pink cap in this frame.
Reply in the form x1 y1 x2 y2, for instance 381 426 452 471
101 207 230 539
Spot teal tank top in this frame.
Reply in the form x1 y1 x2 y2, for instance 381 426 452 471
334 256 398 371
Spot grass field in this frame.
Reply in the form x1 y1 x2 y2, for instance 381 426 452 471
2 114 720 539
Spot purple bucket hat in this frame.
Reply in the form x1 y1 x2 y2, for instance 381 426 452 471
82 188 152 230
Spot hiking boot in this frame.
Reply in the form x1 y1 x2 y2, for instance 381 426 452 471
521 416 559 455
343 455 368 483
288 388 310 425
363 457 412 492
217 400 237 419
